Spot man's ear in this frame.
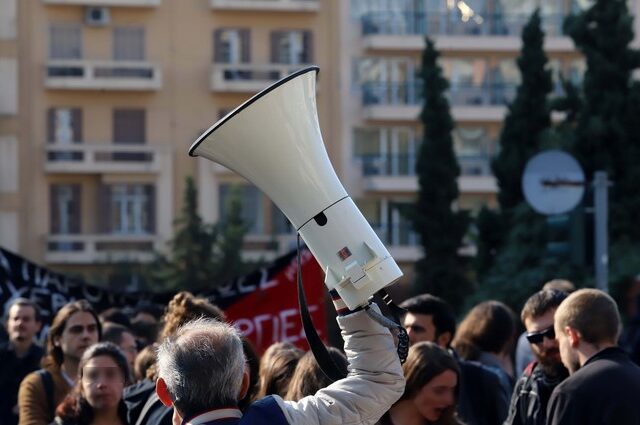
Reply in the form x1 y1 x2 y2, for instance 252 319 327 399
566 326 581 347
156 378 174 408
238 368 250 400
436 331 452 348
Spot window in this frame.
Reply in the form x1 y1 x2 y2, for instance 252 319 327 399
113 109 145 144
50 184 81 234
353 127 417 176
453 126 492 176
100 184 155 234
355 57 417 105
354 198 418 246
213 28 250 63
49 24 82 59
442 58 489 105
48 108 82 144
270 30 313 64
113 27 145 61
219 184 263 234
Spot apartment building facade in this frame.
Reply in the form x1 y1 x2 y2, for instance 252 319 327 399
2 0 639 285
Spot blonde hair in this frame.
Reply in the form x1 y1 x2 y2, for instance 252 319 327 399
555 288 621 344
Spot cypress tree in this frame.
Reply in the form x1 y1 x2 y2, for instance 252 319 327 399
491 10 553 212
406 38 471 310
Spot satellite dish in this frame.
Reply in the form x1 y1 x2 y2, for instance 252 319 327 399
522 150 585 215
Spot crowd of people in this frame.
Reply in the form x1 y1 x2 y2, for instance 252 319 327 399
1 278 640 425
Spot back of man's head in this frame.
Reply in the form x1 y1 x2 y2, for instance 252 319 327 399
400 294 457 338
555 288 621 345
521 289 568 324
157 318 245 418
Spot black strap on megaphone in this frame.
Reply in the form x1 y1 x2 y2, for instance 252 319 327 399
296 234 410 383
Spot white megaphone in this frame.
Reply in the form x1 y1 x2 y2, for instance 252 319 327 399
189 66 402 310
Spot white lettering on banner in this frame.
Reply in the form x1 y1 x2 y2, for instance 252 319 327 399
0 249 10 273
234 304 320 347
238 276 256 294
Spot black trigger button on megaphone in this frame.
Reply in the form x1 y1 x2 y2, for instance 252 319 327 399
313 212 328 226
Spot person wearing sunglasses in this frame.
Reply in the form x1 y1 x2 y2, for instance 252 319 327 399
504 289 569 425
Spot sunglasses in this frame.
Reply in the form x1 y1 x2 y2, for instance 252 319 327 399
526 326 555 344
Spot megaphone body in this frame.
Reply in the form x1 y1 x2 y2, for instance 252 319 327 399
190 66 402 310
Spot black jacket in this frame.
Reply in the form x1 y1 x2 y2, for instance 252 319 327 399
547 347 640 425
123 379 172 425
0 342 44 425
456 355 509 425
503 361 567 425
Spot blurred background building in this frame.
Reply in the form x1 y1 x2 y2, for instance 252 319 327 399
0 0 638 287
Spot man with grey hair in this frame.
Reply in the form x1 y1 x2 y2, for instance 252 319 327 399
547 288 640 425
155 298 405 425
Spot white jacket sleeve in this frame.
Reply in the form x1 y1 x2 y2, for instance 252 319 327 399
274 305 405 425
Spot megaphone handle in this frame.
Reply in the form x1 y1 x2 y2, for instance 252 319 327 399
296 233 348 383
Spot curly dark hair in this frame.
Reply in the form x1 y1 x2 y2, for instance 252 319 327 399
159 291 226 340
55 342 131 424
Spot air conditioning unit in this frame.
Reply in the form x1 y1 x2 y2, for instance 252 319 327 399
85 6 110 27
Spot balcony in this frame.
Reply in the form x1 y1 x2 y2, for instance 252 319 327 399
43 0 160 5
210 63 312 93
353 153 495 193
44 143 167 174
361 81 514 122
210 0 319 12
45 234 161 264
371 222 421 262
360 11 573 52
45 59 162 91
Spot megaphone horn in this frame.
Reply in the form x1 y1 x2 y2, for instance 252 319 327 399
189 66 402 310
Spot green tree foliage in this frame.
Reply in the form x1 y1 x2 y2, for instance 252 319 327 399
147 178 251 292
406 38 471 310
212 184 250 284
475 11 553 284
491 10 553 212
564 0 640 241
148 176 218 292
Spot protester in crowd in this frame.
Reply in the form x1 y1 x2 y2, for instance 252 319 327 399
53 342 131 425
452 300 516 393
378 342 462 425
102 323 138 372
154 293 404 425
284 347 348 401
257 342 304 399
547 288 640 424
98 308 131 329
123 291 227 425
504 289 569 425
515 280 576 374
0 298 44 425
133 344 157 382
19 300 101 425
400 294 509 425
239 336 261 412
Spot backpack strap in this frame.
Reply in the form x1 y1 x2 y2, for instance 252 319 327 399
36 369 54 418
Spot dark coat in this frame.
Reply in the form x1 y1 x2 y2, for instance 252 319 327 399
503 361 568 425
547 347 640 425
0 342 44 425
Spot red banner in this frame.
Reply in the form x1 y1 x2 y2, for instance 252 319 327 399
224 249 326 354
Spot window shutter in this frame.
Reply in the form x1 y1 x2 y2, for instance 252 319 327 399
72 108 82 143
50 185 60 234
69 184 81 233
113 109 145 144
303 31 313 63
47 108 55 143
213 29 223 63
240 29 250 63
144 184 156 233
270 31 281 63
99 185 112 233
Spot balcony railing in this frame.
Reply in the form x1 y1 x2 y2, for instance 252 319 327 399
45 59 162 91
354 153 491 177
43 0 160 6
46 234 161 264
44 143 166 173
209 0 319 12
361 81 518 107
210 63 312 92
361 11 565 37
